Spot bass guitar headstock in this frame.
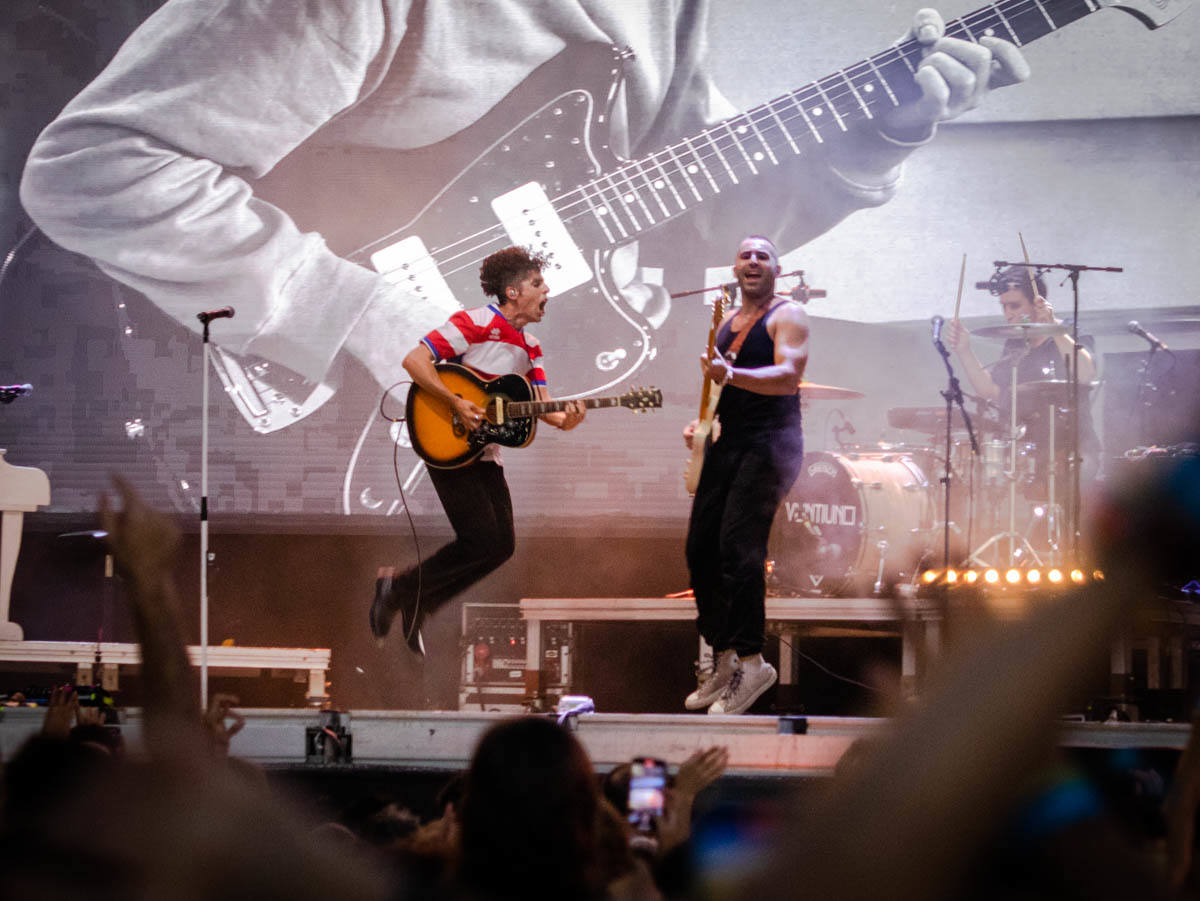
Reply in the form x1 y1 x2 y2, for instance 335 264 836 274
712 284 731 325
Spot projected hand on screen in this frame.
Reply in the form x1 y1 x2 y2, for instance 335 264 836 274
880 8 1031 141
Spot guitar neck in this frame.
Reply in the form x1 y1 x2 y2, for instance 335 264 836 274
507 395 626 418
569 0 1100 240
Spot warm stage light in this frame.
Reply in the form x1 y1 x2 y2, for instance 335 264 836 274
984 569 1000 584
1005 569 1021 584
1092 570 1105 581
1026 569 1041 584
1048 569 1063 584
922 570 939 584
945 569 958 583
964 570 979 584
1070 569 1085 583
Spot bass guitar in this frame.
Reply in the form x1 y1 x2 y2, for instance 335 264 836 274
407 363 662 469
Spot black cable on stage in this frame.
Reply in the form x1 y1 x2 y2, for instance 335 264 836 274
378 379 424 648
775 633 882 693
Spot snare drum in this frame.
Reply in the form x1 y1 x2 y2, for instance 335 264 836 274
767 451 935 596
981 440 1037 487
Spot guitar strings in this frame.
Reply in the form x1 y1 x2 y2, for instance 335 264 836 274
412 0 1077 281
545 0 1071 228
375 0 1072 283
435 0 1062 248
372 0 1083 288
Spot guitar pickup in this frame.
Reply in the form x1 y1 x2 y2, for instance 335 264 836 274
369 235 462 313
210 346 337 434
491 182 592 296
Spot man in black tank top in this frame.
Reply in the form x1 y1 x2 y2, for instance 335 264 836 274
682 235 809 714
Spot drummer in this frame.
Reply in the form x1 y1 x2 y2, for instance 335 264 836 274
944 265 1100 484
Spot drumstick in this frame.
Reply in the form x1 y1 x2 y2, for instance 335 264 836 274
953 253 966 321
1018 232 1039 306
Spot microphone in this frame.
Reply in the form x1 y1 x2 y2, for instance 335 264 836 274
789 286 827 302
931 315 945 344
1127 320 1168 351
0 383 33 404
975 280 997 291
197 306 236 324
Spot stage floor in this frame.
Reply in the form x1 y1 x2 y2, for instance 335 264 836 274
0 707 1188 773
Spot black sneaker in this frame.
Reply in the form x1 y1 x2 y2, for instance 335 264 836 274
369 568 425 659
369 570 398 646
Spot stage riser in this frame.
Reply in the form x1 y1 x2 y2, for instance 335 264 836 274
1 708 1188 771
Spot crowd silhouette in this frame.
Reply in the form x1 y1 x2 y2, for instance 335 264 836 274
0 448 1197 898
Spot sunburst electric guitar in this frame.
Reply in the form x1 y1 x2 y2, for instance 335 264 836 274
683 286 731 496
407 363 662 469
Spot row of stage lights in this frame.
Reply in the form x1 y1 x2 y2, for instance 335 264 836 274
921 567 1105 588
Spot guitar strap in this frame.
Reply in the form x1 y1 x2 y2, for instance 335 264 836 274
724 300 784 363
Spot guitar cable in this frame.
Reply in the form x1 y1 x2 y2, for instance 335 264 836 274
775 633 882 694
378 379 425 649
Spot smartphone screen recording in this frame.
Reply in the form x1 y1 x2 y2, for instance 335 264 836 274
627 757 667 832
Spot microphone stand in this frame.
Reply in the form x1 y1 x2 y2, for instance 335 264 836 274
933 334 978 568
195 309 233 710
1133 344 1160 447
993 260 1122 561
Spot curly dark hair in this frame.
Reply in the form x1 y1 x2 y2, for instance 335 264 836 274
479 246 549 303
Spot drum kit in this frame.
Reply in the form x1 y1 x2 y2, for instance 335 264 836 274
767 322 1095 598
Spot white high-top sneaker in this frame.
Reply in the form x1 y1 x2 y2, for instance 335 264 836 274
685 649 739 710
709 655 776 715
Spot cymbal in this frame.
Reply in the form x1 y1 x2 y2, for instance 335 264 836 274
887 406 1004 434
974 322 1069 340
1016 379 1100 405
798 380 864 400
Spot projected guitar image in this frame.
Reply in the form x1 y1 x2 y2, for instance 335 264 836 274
239 0 1191 512
406 364 662 469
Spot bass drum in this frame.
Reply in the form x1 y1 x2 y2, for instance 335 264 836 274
767 451 935 597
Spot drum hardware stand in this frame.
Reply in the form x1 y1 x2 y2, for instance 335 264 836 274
967 367 1043 569
1017 403 1065 567
993 259 1123 560
1018 405 1063 566
1037 404 1063 566
932 320 979 567
872 540 889 596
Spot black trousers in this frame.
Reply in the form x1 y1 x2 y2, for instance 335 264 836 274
395 460 516 621
685 434 803 657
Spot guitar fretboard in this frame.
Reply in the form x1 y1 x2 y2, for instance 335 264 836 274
383 0 1111 290
507 396 632 418
565 0 1099 241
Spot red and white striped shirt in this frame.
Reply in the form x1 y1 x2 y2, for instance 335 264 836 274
421 304 547 385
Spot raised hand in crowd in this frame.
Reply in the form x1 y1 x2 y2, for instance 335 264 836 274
40 684 80 739
656 746 729 855
203 692 247 757
99 474 200 757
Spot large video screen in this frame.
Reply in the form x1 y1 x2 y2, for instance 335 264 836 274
2 0 1197 527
